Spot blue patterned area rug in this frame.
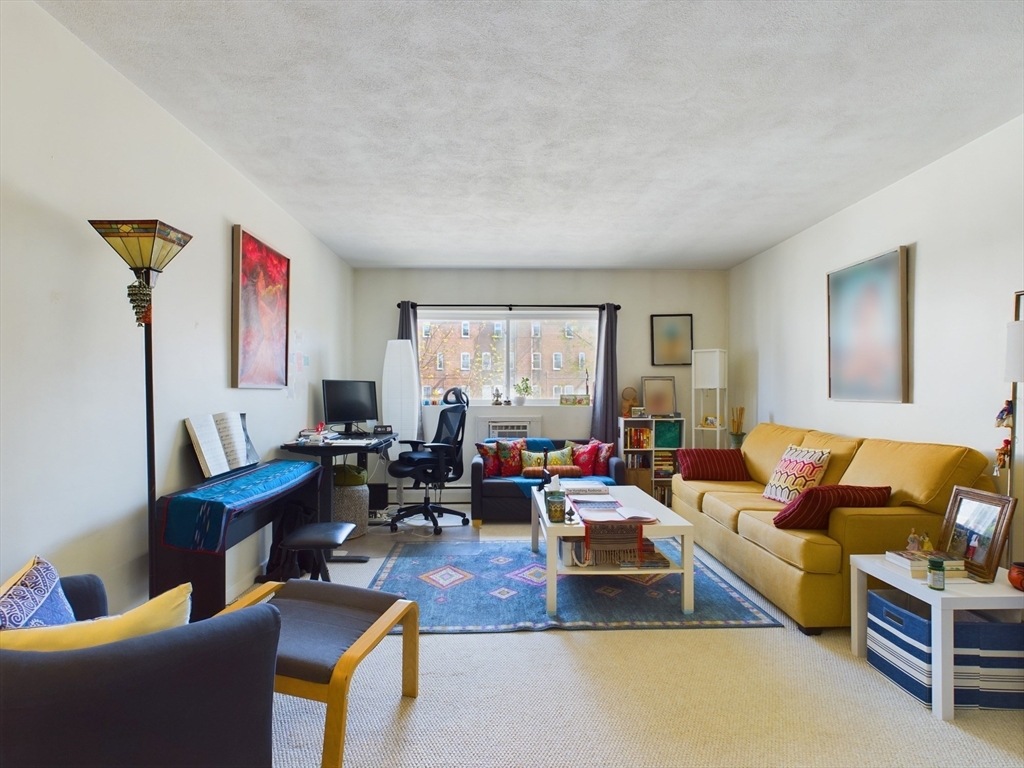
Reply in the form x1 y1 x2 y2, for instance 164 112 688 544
369 540 781 633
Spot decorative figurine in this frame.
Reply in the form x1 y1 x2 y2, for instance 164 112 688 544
621 387 639 418
995 399 1014 428
492 387 503 406
920 532 933 551
906 528 921 551
503 399 511 406
585 368 590 397
995 438 1012 469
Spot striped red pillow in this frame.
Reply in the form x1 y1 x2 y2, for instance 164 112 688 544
773 485 891 529
675 449 751 481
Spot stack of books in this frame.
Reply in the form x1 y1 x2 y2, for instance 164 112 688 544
884 549 969 579
653 451 675 478
299 427 340 440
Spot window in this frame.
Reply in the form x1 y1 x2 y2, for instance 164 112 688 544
422 385 431 398
415 310 598 401
565 322 574 338
564 385 575 395
553 385 562 397
579 352 586 369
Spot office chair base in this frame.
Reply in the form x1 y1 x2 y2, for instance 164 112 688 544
389 502 469 535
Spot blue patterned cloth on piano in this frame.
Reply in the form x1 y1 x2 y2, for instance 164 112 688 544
163 460 321 553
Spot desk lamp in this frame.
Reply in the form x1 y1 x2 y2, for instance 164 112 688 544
89 220 193 596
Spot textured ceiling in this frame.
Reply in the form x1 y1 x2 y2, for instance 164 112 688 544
39 1 1024 269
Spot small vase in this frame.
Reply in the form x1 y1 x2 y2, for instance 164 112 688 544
729 432 746 449
512 395 526 406
1008 562 1024 592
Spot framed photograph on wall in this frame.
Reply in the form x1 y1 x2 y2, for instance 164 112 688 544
828 246 909 402
232 225 290 388
650 313 693 365
641 376 676 416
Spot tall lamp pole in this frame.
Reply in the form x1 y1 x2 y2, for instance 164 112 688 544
89 220 192 596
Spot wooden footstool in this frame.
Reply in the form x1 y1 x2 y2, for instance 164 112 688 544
221 579 418 768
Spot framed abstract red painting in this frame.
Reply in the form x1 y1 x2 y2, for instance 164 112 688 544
232 225 290 388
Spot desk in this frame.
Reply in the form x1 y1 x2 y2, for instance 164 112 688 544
280 435 396 554
850 554 1024 721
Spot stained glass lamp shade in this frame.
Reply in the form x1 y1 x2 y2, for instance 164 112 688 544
89 220 192 325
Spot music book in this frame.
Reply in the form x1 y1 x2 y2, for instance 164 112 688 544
185 412 259 478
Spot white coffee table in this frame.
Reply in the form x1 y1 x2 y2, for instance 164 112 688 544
850 554 1024 721
530 484 694 616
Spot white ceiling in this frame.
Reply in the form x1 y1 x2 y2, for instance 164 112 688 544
39 1 1024 270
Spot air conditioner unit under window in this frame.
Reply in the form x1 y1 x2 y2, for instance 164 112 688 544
487 421 531 439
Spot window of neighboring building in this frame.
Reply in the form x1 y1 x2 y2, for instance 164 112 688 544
531 322 541 338
461 352 470 370
422 385 431 398
531 352 541 370
565 322 574 338
579 352 586 369
552 352 563 370
461 321 470 338
436 353 444 370
493 322 503 338
565 385 575 395
422 323 431 338
482 352 491 370
553 385 562 397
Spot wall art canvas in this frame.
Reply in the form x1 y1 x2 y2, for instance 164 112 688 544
651 314 693 365
233 225 290 388
828 246 908 403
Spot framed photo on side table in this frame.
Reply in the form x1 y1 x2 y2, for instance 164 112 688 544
641 376 676 416
938 486 1017 583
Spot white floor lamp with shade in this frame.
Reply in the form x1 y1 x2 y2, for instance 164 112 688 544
382 339 421 506
1006 291 1024 564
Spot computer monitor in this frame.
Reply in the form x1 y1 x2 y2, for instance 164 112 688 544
322 380 378 435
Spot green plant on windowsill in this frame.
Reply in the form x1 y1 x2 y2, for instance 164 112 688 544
513 378 533 397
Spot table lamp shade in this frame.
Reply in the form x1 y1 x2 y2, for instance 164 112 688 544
89 220 192 273
1007 321 1024 383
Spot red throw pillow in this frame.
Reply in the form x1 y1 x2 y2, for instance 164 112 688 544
675 449 751 481
773 485 891 530
496 439 526 477
475 442 500 478
588 440 616 476
572 442 600 475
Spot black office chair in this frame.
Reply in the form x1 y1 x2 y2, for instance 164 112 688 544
387 387 470 535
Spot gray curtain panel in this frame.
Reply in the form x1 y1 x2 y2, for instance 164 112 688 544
397 301 423 440
590 303 619 443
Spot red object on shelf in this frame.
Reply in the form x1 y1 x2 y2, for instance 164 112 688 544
1009 562 1024 592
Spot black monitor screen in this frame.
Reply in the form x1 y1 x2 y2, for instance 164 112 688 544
323 380 378 433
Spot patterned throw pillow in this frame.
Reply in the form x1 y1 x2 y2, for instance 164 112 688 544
546 446 573 467
774 485 891 529
762 445 831 503
589 440 616 476
521 449 546 469
675 449 751 481
496 439 526 477
475 442 500 478
522 465 583 479
572 442 600 475
0 556 76 630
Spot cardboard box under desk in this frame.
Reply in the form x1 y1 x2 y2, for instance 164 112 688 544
867 589 1024 710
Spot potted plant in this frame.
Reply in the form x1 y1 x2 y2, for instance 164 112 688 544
512 377 532 406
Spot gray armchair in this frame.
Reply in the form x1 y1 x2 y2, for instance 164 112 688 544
1 576 281 768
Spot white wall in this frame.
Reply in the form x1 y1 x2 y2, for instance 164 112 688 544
353 268 729 486
729 116 1024 554
0 3 353 611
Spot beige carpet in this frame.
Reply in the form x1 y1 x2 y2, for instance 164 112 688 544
269 518 1024 767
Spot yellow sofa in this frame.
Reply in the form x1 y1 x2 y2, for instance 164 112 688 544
671 423 996 633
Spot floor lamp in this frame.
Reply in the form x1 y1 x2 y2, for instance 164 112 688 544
89 220 193 596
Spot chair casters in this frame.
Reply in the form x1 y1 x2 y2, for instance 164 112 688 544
389 522 398 532
461 518 470 525
433 526 442 535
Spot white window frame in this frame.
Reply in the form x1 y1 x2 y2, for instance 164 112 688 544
461 321 470 338
565 322 574 338
482 352 492 371
531 322 541 338
422 385 431 398
579 352 586 369
416 308 598 404
436 353 444 370
460 352 471 370
565 385 575 395
553 385 562 397
422 323 431 338
552 352 562 370
531 352 541 370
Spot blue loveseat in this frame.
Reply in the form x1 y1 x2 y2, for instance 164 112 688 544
471 438 624 523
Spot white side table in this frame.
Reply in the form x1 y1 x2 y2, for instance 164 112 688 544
850 554 1024 721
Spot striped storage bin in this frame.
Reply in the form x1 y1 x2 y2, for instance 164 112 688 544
866 590 1024 710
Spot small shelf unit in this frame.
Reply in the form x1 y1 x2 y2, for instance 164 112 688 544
617 415 685 504
691 348 728 449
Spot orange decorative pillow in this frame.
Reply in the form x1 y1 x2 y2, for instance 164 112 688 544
522 465 583 479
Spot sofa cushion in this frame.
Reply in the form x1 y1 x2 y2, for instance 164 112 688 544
763 445 831 503
800 431 863 486
741 423 810 484
589 441 616 476
703 493 785 532
480 478 534 498
737 511 842 574
672 477 765 513
839 439 990 514
0 556 76 630
571 442 599 475
675 449 751 481
773 485 892 529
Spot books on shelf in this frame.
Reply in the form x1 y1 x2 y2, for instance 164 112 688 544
653 451 676 478
624 427 652 449
184 412 260 478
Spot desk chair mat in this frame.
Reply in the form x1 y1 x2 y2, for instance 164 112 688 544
271 580 401 684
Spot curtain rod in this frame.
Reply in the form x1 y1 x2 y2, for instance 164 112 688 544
397 303 620 310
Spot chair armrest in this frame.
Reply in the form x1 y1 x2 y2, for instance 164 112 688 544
827 506 940 558
0 604 281 768
422 442 455 455
399 439 426 450
608 456 626 485
59 575 108 621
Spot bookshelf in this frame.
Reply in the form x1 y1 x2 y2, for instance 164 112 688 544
617 415 685 503
692 348 728 449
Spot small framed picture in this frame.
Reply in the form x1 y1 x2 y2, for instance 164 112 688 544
701 415 718 428
641 376 677 416
631 407 647 418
